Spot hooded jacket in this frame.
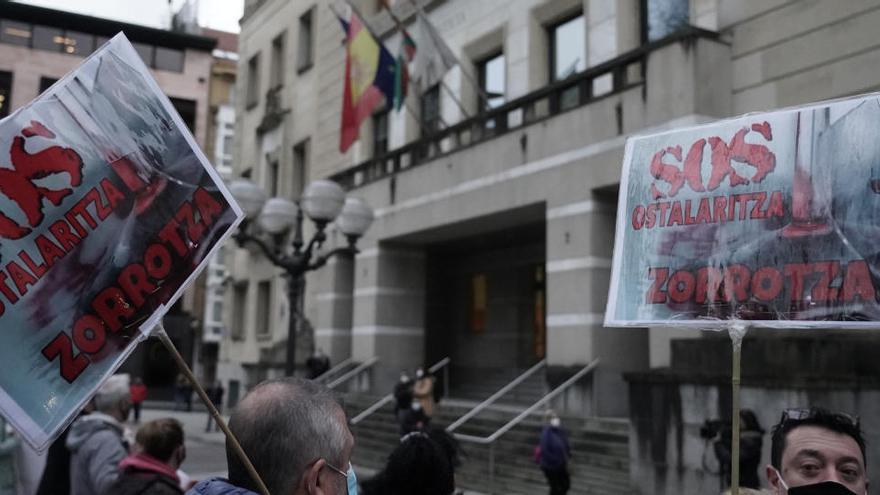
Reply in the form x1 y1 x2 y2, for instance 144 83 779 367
539 425 571 470
111 452 182 495
185 478 260 495
65 412 128 495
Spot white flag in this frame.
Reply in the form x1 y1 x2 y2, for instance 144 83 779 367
412 11 457 89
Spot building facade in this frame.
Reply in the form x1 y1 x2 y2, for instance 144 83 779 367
0 2 217 396
227 0 880 490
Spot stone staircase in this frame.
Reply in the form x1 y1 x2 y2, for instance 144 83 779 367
344 393 632 494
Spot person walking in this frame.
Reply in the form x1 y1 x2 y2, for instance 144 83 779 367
537 411 571 495
393 371 414 436
130 377 148 423
412 367 436 420
204 381 224 433
66 374 132 495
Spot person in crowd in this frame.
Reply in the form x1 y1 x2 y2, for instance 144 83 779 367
412 367 436 420
306 348 331 379
393 371 413 436
713 408 766 490
186 377 355 495
536 410 571 495
66 374 132 495
130 377 148 423
35 401 94 495
204 380 225 433
111 418 186 494
360 429 457 495
766 407 868 495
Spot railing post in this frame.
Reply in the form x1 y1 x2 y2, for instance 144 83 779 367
488 442 495 495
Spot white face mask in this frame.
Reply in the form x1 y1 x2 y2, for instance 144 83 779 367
550 417 561 428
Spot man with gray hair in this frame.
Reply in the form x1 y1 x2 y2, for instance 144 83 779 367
187 377 356 495
66 373 132 495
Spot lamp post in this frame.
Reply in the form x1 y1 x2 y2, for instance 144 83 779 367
229 179 374 376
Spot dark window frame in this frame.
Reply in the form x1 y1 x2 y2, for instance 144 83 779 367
420 84 441 136
547 10 585 83
476 50 505 111
231 281 248 340
270 31 286 88
373 109 389 157
293 139 309 198
297 6 315 73
246 53 261 110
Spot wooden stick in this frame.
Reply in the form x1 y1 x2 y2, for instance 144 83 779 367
728 322 748 495
154 322 271 495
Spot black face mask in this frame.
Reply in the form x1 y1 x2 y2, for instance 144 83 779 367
787 481 860 495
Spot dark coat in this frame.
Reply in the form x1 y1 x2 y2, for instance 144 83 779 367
110 453 183 495
539 425 571 470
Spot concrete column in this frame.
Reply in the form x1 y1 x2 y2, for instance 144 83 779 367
545 198 648 417
311 256 355 366
351 247 426 391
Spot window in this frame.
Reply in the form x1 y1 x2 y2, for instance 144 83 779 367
0 20 31 47
132 42 154 66
212 301 224 324
293 139 309 198
0 71 11 119
62 31 94 55
169 98 197 132
297 8 314 72
420 85 441 135
32 25 62 52
268 161 279 196
645 0 690 42
231 281 248 340
246 53 260 109
373 110 389 156
155 46 185 72
256 281 272 336
549 14 586 82
477 52 505 110
270 32 285 87
39 77 57 94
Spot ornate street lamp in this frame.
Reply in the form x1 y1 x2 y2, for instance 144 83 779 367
229 178 374 376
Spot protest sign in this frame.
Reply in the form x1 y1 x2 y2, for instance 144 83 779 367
0 34 242 450
606 93 880 329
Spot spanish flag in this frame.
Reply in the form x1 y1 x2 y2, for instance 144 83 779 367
338 12 396 153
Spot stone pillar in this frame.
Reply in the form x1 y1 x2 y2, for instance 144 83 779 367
311 255 355 367
545 198 648 417
351 247 426 392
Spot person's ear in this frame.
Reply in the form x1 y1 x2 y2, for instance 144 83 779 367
766 465 782 492
301 459 327 495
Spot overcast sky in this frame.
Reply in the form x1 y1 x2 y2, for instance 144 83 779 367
15 0 244 33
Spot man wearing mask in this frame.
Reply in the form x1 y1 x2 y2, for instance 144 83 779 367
186 377 356 495
767 407 868 495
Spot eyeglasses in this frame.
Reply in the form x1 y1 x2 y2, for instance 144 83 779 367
779 408 860 428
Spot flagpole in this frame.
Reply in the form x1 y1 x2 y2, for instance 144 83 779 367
404 0 492 112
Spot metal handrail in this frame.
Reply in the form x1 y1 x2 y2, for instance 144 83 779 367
446 359 547 432
350 356 451 425
327 357 379 389
452 359 600 495
313 357 354 384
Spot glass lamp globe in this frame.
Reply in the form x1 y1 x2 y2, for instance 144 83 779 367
337 197 375 238
257 197 299 234
301 180 345 224
229 179 267 219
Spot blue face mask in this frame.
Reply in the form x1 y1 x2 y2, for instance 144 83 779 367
345 466 358 495
327 461 357 495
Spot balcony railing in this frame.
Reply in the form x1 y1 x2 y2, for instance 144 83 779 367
330 26 719 190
